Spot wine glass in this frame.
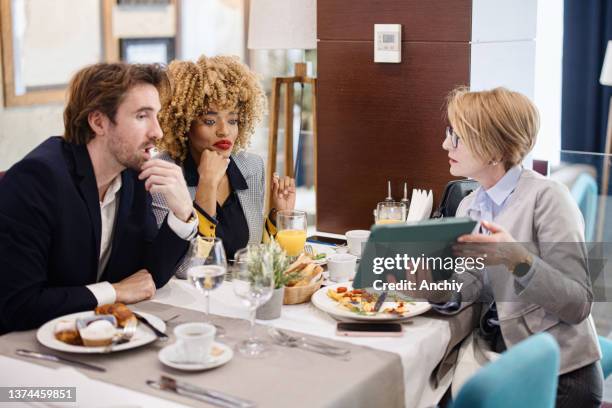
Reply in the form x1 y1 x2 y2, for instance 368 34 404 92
232 246 274 357
276 210 307 257
187 237 227 334
375 201 406 224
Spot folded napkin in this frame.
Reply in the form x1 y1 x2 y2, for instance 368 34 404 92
406 189 433 222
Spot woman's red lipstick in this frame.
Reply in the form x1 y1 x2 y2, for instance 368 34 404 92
213 140 233 150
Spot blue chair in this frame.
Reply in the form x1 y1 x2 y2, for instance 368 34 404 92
599 336 612 379
450 333 560 408
570 173 598 242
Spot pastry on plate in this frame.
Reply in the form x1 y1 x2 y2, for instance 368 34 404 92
95 302 137 328
54 319 82 345
78 319 117 347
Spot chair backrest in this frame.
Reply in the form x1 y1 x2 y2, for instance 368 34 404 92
451 332 560 408
433 179 480 218
569 173 598 242
599 336 612 379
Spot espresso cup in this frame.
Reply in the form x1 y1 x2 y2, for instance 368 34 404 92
327 253 358 282
345 230 370 257
173 322 215 363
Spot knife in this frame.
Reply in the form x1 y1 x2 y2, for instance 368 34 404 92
133 312 168 341
161 376 256 408
148 376 256 408
148 379 239 408
16 349 106 372
373 291 388 313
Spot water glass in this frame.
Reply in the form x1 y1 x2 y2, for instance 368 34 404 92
232 246 274 357
187 237 227 332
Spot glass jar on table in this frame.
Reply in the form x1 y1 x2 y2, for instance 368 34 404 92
275 210 307 257
375 201 407 225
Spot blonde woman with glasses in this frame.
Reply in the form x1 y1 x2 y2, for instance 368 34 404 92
437 86 601 407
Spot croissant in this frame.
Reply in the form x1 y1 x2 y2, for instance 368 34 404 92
95 303 137 328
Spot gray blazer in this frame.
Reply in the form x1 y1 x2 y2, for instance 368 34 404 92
456 168 601 374
151 151 265 277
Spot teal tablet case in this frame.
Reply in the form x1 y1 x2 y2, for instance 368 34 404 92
353 217 477 289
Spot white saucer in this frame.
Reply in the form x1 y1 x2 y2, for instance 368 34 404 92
158 342 233 371
322 271 353 287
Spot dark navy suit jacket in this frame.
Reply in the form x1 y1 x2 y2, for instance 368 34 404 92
0 137 189 333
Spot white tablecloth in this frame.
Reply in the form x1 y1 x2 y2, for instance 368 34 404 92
153 279 452 408
0 278 452 408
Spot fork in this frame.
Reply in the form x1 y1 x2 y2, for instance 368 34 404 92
269 328 350 356
270 335 351 360
304 244 314 256
103 320 137 353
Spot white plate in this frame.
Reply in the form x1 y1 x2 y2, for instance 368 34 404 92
311 283 431 321
158 342 233 371
37 311 165 354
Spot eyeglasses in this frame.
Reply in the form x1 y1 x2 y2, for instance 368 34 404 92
445 126 460 149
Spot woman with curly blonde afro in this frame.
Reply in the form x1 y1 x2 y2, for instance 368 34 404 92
152 55 295 265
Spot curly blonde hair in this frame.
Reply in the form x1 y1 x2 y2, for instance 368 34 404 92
157 55 266 161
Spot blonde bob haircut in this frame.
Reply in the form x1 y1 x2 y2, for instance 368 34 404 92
446 86 539 170
157 55 266 161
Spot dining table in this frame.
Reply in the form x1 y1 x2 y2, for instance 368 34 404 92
0 237 472 408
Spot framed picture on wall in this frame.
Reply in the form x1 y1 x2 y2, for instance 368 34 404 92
0 0 112 107
120 37 175 64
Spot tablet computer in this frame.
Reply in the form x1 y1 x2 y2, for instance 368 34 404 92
353 217 478 289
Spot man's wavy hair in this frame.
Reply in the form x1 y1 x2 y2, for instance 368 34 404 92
63 63 168 144
157 55 266 161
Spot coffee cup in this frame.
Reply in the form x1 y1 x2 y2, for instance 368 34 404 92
327 253 358 282
173 322 215 363
345 230 370 257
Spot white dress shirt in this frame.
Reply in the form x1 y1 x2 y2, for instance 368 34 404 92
86 176 197 305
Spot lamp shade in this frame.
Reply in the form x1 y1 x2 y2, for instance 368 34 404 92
248 0 316 50
601 40 612 86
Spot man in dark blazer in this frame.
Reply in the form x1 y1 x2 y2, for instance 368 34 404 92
0 63 198 333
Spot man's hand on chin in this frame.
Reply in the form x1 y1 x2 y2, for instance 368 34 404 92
139 159 193 221
112 269 156 304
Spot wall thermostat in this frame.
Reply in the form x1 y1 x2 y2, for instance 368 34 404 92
374 24 401 63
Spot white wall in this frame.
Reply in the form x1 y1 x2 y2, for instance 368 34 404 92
470 0 564 169
470 0 537 98
180 0 245 61
0 47 64 171
533 0 563 166
0 103 64 171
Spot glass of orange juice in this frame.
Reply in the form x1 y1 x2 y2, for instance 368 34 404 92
276 210 307 257
375 202 406 225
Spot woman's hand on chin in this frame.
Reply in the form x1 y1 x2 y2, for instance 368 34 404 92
271 173 296 211
197 149 229 189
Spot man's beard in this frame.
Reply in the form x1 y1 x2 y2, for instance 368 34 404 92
110 139 146 171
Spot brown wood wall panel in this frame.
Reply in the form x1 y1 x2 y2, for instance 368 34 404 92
318 0 472 42
316 40 470 233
